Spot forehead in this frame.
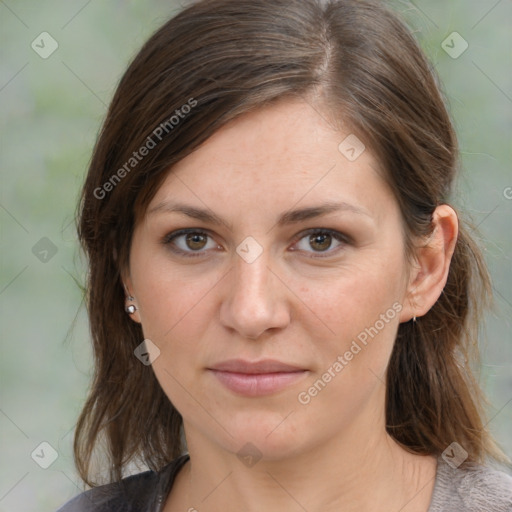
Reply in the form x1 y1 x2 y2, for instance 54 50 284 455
148 98 394 224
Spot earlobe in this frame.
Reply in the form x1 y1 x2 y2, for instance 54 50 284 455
122 277 142 324
400 204 459 322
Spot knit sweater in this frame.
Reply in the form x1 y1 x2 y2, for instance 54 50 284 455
57 453 512 511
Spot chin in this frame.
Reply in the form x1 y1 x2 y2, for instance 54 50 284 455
218 410 309 461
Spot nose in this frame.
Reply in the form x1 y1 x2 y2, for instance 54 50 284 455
219 249 291 340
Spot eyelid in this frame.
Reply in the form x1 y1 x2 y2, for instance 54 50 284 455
162 227 351 258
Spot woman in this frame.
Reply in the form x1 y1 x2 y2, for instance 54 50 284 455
58 0 512 510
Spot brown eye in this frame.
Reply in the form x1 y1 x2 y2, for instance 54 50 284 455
162 229 217 257
292 229 349 258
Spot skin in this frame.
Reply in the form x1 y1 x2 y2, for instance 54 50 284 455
124 98 458 512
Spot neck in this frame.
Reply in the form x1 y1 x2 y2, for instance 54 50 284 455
175 409 437 512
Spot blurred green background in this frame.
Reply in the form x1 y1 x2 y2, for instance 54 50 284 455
1 0 511 510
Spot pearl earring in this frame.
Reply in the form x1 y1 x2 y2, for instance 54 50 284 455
125 293 137 314
125 304 137 314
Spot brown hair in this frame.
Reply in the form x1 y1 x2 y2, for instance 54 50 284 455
75 0 506 486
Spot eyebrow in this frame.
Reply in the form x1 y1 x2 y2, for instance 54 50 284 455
147 200 372 230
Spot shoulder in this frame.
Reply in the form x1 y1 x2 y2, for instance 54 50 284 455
429 455 512 512
56 454 190 512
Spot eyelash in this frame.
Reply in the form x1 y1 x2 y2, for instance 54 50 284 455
161 228 351 259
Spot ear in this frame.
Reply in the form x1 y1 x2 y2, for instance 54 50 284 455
399 204 459 322
121 272 142 324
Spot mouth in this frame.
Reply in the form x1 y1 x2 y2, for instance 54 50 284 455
207 359 309 397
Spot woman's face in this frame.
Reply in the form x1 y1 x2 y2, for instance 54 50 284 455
126 99 414 460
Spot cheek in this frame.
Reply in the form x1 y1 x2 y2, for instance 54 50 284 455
296 259 404 339
135 270 218 416
132 255 219 342
292 254 404 391
294 276 401 429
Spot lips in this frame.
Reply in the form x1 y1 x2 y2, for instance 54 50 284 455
208 359 308 396
210 358 305 374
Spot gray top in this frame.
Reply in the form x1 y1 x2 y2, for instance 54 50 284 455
428 455 512 511
57 453 512 511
